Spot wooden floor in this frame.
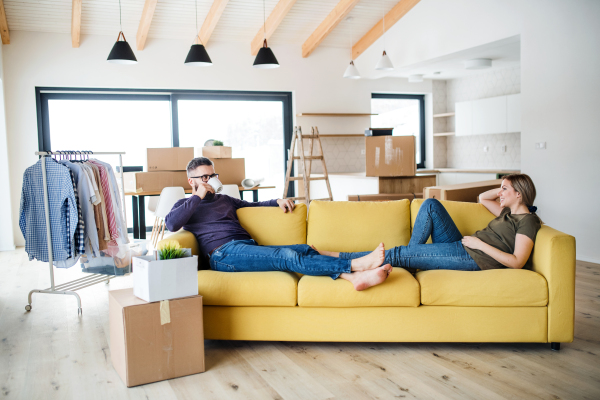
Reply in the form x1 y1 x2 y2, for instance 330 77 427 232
1 248 599 400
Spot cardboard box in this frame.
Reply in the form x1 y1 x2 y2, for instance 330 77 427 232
109 288 205 387
123 171 189 193
211 158 245 185
424 179 503 203
347 193 423 202
133 255 199 303
147 147 194 171
201 146 232 159
365 136 416 177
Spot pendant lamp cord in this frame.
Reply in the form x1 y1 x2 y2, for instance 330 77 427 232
263 0 266 39
195 0 202 44
119 0 123 33
381 0 385 51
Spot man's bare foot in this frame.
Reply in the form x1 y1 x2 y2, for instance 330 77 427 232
310 245 337 257
350 243 385 271
348 264 392 291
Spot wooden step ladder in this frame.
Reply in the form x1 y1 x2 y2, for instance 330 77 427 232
283 126 333 203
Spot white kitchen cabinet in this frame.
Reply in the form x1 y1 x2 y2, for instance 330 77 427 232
507 93 521 133
455 101 473 136
454 93 521 136
472 96 507 135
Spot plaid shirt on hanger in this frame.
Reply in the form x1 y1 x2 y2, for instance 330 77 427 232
19 158 78 262
68 169 86 255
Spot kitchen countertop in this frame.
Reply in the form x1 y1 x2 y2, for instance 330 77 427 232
417 168 520 174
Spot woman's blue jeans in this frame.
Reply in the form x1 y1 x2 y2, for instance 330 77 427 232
209 239 351 279
340 198 480 271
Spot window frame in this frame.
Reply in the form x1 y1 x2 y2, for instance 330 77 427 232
371 93 426 169
35 87 295 196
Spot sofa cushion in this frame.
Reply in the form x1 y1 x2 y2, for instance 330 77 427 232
198 270 299 306
411 199 495 237
237 202 307 245
307 200 411 252
416 269 548 306
298 268 420 307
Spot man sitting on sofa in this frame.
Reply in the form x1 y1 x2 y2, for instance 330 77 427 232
165 157 392 291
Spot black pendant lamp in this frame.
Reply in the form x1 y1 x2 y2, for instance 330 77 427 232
107 0 137 64
253 0 279 68
185 0 212 66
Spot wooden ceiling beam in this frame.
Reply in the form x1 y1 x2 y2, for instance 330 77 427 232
250 0 297 56
198 0 229 46
352 0 421 59
301 0 359 58
0 0 9 44
71 0 82 48
136 0 158 50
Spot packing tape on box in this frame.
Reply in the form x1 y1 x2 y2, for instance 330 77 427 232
160 300 171 325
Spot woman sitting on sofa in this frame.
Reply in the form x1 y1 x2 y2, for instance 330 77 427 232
316 174 542 272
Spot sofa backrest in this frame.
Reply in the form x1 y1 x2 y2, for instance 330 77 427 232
411 199 495 236
237 202 307 245
306 200 411 252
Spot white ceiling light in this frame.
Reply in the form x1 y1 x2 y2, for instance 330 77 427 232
343 17 360 79
464 58 492 70
344 61 361 79
375 1 394 71
408 74 423 83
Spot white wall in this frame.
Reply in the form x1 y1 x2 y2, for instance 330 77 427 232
520 0 600 263
0 43 16 251
2 31 432 247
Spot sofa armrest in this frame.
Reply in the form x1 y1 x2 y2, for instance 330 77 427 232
531 225 576 343
157 230 207 270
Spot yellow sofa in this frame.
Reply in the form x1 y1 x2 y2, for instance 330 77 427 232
159 199 575 349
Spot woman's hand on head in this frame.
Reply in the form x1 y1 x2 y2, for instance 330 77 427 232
461 236 484 251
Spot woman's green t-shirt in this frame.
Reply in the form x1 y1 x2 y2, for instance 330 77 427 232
465 207 542 270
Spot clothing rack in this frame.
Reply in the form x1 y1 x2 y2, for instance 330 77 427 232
25 151 126 315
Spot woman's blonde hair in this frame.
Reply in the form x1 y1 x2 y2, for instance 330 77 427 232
501 173 541 220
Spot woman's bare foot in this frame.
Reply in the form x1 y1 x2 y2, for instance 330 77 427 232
350 243 385 271
310 245 337 257
343 264 392 291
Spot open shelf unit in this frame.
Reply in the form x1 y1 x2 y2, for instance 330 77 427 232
433 112 455 118
296 113 377 117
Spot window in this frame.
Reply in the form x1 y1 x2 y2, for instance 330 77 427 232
37 88 294 232
371 93 426 169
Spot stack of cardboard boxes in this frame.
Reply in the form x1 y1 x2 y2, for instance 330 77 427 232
123 147 246 193
364 136 436 195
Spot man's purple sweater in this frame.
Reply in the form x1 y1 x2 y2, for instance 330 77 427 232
165 193 279 257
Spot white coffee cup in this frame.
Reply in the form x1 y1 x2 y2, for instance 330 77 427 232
241 177 264 189
207 176 223 193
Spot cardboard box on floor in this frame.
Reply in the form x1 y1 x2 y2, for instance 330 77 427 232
365 136 416 177
201 146 232 159
147 147 194 171
109 288 205 387
123 171 189 193
211 158 245 185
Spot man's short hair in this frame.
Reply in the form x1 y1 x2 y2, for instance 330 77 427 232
186 157 214 176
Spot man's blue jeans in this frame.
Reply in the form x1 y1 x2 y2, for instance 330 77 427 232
340 198 480 271
209 239 351 279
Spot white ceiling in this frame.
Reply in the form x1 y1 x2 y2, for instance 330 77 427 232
3 0 400 50
373 35 521 80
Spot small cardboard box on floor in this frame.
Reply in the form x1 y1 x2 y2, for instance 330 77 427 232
365 136 416 177
211 158 245 185
147 147 194 171
109 288 205 387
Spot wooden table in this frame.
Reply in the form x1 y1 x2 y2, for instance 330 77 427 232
125 185 276 239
